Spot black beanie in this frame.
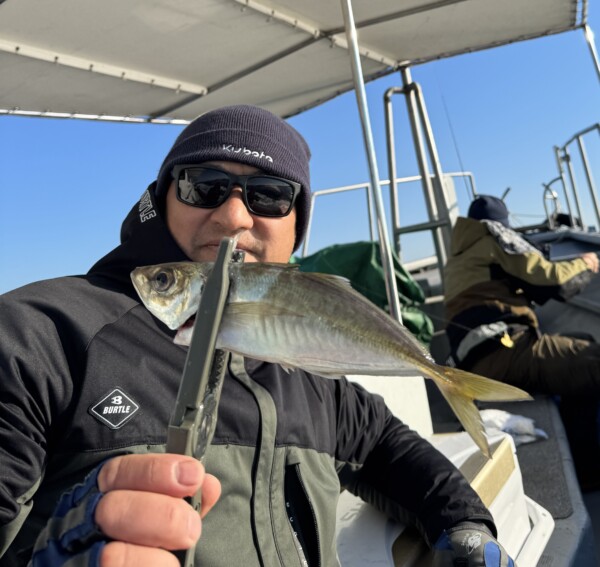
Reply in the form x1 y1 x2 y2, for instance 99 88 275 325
467 195 510 227
155 105 311 250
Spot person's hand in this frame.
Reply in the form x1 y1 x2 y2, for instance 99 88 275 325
433 522 516 566
581 252 599 273
97 454 221 565
31 454 221 567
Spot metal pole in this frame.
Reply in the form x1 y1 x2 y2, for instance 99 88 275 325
413 81 452 264
339 0 403 323
554 145 577 227
384 87 404 256
576 135 600 229
400 66 447 269
542 181 561 229
301 182 383 257
446 171 477 198
365 187 377 242
583 25 600 85
562 147 586 228
301 193 317 257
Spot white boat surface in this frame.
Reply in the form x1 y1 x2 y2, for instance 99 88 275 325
0 0 594 122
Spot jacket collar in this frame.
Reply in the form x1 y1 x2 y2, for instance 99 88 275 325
87 182 187 289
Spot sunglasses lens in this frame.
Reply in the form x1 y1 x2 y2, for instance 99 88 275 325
246 178 295 216
177 169 230 207
174 167 297 217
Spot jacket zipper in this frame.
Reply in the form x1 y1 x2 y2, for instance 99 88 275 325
291 463 321 567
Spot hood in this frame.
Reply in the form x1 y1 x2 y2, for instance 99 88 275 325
88 182 187 289
450 217 490 256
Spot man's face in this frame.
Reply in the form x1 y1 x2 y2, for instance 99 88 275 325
165 160 297 263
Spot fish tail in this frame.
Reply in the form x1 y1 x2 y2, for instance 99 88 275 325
425 365 532 459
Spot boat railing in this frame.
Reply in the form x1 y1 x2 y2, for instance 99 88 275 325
301 170 476 259
550 123 600 230
383 70 460 277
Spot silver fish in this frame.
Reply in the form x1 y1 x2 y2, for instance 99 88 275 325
131 261 532 458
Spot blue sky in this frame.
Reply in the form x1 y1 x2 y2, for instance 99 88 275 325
1 14 599 294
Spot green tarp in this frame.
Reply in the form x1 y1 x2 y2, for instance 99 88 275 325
292 241 434 346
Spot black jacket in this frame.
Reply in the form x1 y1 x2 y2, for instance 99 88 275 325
0 185 494 566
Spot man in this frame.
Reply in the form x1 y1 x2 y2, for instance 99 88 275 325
444 194 600 489
0 106 514 566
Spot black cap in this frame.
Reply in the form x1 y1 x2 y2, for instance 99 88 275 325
468 195 510 227
155 105 311 250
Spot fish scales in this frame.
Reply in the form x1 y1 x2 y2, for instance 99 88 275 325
223 265 420 375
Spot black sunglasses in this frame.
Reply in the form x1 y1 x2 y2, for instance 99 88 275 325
171 165 301 217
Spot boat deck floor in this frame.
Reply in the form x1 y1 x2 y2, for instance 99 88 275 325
427 383 599 565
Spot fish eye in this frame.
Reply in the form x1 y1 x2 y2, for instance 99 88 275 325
152 270 173 292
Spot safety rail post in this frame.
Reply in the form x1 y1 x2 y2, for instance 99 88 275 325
384 87 404 256
413 80 454 254
399 67 445 268
301 182 376 257
553 145 578 227
302 173 475 257
562 147 586 227
340 0 403 323
381 67 452 284
542 181 562 230
576 133 600 229
554 124 600 231
446 171 478 198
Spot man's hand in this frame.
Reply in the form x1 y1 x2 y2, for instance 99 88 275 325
97 454 221 565
433 522 516 567
32 454 221 567
581 252 599 273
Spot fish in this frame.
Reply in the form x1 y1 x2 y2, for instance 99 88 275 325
131 261 532 458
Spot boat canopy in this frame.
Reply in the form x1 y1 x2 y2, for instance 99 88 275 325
0 0 587 122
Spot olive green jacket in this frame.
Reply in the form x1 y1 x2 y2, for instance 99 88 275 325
443 217 593 364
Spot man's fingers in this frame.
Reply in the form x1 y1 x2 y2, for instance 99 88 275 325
581 252 600 273
200 473 221 519
96 491 201 549
98 454 205 498
100 541 181 567
95 454 222 552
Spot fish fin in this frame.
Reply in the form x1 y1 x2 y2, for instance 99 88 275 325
425 365 532 459
438 390 492 459
437 366 532 402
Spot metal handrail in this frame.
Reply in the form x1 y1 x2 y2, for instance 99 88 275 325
301 171 476 256
542 180 562 230
551 123 600 231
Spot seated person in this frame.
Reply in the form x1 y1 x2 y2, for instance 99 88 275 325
443 194 600 490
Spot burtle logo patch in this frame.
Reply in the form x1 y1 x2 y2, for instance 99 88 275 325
138 190 156 223
90 388 140 429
